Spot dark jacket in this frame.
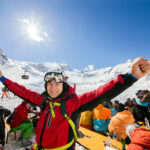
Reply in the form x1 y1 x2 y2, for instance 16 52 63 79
2 74 136 149
0 106 11 146
132 105 150 123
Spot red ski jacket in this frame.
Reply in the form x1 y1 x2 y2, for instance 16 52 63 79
3 73 136 149
10 103 29 128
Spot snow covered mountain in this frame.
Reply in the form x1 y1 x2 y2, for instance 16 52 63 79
0 49 150 111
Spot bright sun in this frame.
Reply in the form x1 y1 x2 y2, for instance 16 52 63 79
19 18 49 42
26 24 43 42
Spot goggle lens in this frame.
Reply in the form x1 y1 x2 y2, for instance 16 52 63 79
44 72 64 83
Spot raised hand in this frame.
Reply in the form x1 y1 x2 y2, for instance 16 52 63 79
130 57 150 79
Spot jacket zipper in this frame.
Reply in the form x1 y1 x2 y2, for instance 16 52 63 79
47 112 52 128
39 109 50 149
47 105 55 128
39 105 56 148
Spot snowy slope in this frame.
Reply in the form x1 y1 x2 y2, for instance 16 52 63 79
0 49 150 150
0 49 150 111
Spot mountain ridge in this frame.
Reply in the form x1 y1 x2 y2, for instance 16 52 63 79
0 49 150 104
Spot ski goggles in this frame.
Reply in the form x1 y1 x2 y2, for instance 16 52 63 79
44 72 64 83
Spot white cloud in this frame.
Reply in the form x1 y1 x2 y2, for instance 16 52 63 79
18 19 30 25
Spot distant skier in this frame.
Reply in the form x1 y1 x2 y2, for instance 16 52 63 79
0 57 150 150
1 86 8 99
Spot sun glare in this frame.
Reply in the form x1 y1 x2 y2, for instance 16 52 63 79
26 24 44 42
19 18 49 42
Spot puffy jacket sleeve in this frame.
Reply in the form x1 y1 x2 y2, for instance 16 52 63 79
128 144 144 150
3 78 44 106
72 73 137 113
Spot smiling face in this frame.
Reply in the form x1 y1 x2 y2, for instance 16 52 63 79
47 82 63 98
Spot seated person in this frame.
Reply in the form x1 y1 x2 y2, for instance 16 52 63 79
1 86 9 99
135 90 150 107
108 103 135 143
10 101 33 147
79 109 93 130
126 123 150 150
93 103 112 136
131 98 150 124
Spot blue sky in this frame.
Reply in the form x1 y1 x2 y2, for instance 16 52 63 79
0 0 150 70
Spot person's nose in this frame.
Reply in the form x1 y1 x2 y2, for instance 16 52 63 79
51 85 57 90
